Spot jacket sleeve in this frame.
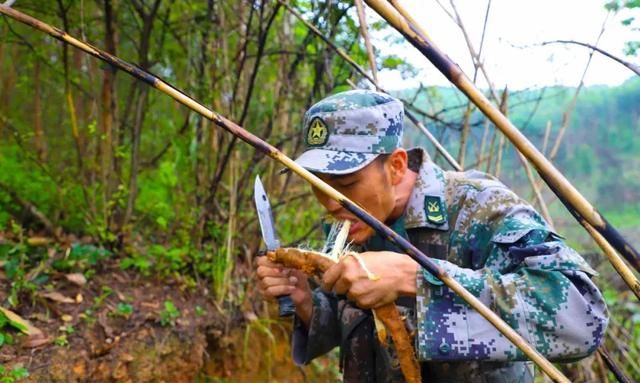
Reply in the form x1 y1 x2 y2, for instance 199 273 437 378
292 288 341 365
415 186 609 362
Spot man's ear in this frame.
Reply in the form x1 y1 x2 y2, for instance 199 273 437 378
386 148 408 186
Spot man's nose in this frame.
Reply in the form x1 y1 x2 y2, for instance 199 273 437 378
324 196 342 215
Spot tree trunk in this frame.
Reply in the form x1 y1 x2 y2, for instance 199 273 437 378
0 44 17 138
101 0 118 228
120 0 162 233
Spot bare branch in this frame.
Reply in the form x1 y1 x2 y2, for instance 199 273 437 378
0 181 60 239
541 39 640 76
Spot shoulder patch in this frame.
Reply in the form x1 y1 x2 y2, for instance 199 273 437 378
306 116 329 147
424 195 446 226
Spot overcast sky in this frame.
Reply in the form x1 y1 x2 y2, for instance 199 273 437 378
369 0 638 90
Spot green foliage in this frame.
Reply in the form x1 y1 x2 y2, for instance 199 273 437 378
113 303 134 318
0 314 18 348
159 300 180 327
60 324 75 335
0 144 85 232
0 239 42 307
52 244 112 274
0 0 396 309
0 365 29 383
93 286 113 309
600 281 640 380
119 252 152 276
211 246 231 302
405 77 640 221
605 0 640 55
79 308 95 325
0 333 14 348
53 334 69 347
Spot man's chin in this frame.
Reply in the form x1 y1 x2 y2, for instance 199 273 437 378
349 228 375 245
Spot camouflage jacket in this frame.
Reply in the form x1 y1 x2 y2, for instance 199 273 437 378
291 148 609 383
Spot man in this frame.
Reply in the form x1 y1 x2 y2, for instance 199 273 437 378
256 90 608 382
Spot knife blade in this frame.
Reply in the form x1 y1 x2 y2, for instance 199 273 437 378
254 175 295 317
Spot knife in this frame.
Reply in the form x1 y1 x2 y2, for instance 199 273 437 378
254 175 296 317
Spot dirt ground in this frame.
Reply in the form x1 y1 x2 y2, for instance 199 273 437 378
0 260 338 382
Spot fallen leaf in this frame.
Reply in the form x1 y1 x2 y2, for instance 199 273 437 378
65 273 87 286
22 334 53 348
40 291 75 304
0 307 43 336
121 353 134 362
141 302 159 309
76 293 83 304
98 312 113 337
27 237 51 246
61 314 73 322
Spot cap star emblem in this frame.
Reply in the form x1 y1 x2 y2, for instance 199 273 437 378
306 117 329 146
310 122 325 139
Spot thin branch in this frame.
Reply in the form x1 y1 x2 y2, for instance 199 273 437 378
0 181 60 239
549 15 610 161
541 39 640 76
532 13 610 207
207 1 281 204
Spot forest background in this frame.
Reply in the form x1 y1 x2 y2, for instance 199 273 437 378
0 0 638 382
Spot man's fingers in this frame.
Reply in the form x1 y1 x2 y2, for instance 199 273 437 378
264 285 295 298
256 265 291 279
259 276 291 289
333 276 350 295
322 262 344 291
346 291 372 308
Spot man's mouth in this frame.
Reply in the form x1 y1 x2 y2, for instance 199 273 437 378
348 220 361 235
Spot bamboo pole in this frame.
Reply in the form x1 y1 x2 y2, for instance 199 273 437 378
279 0 462 171
0 5 568 381
354 0 378 83
362 0 640 275
576 216 640 300
598 347 634 383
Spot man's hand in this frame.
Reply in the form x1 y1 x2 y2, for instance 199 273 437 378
256 256 313 325
322 251 418 309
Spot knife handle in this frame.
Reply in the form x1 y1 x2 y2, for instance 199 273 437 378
258 250 296 317
277 295 295 317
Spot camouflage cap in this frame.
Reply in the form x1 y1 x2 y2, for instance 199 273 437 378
293 89 404 175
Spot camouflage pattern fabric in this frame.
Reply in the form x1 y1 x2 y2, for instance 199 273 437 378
291 148 608 383
293 90 403 175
